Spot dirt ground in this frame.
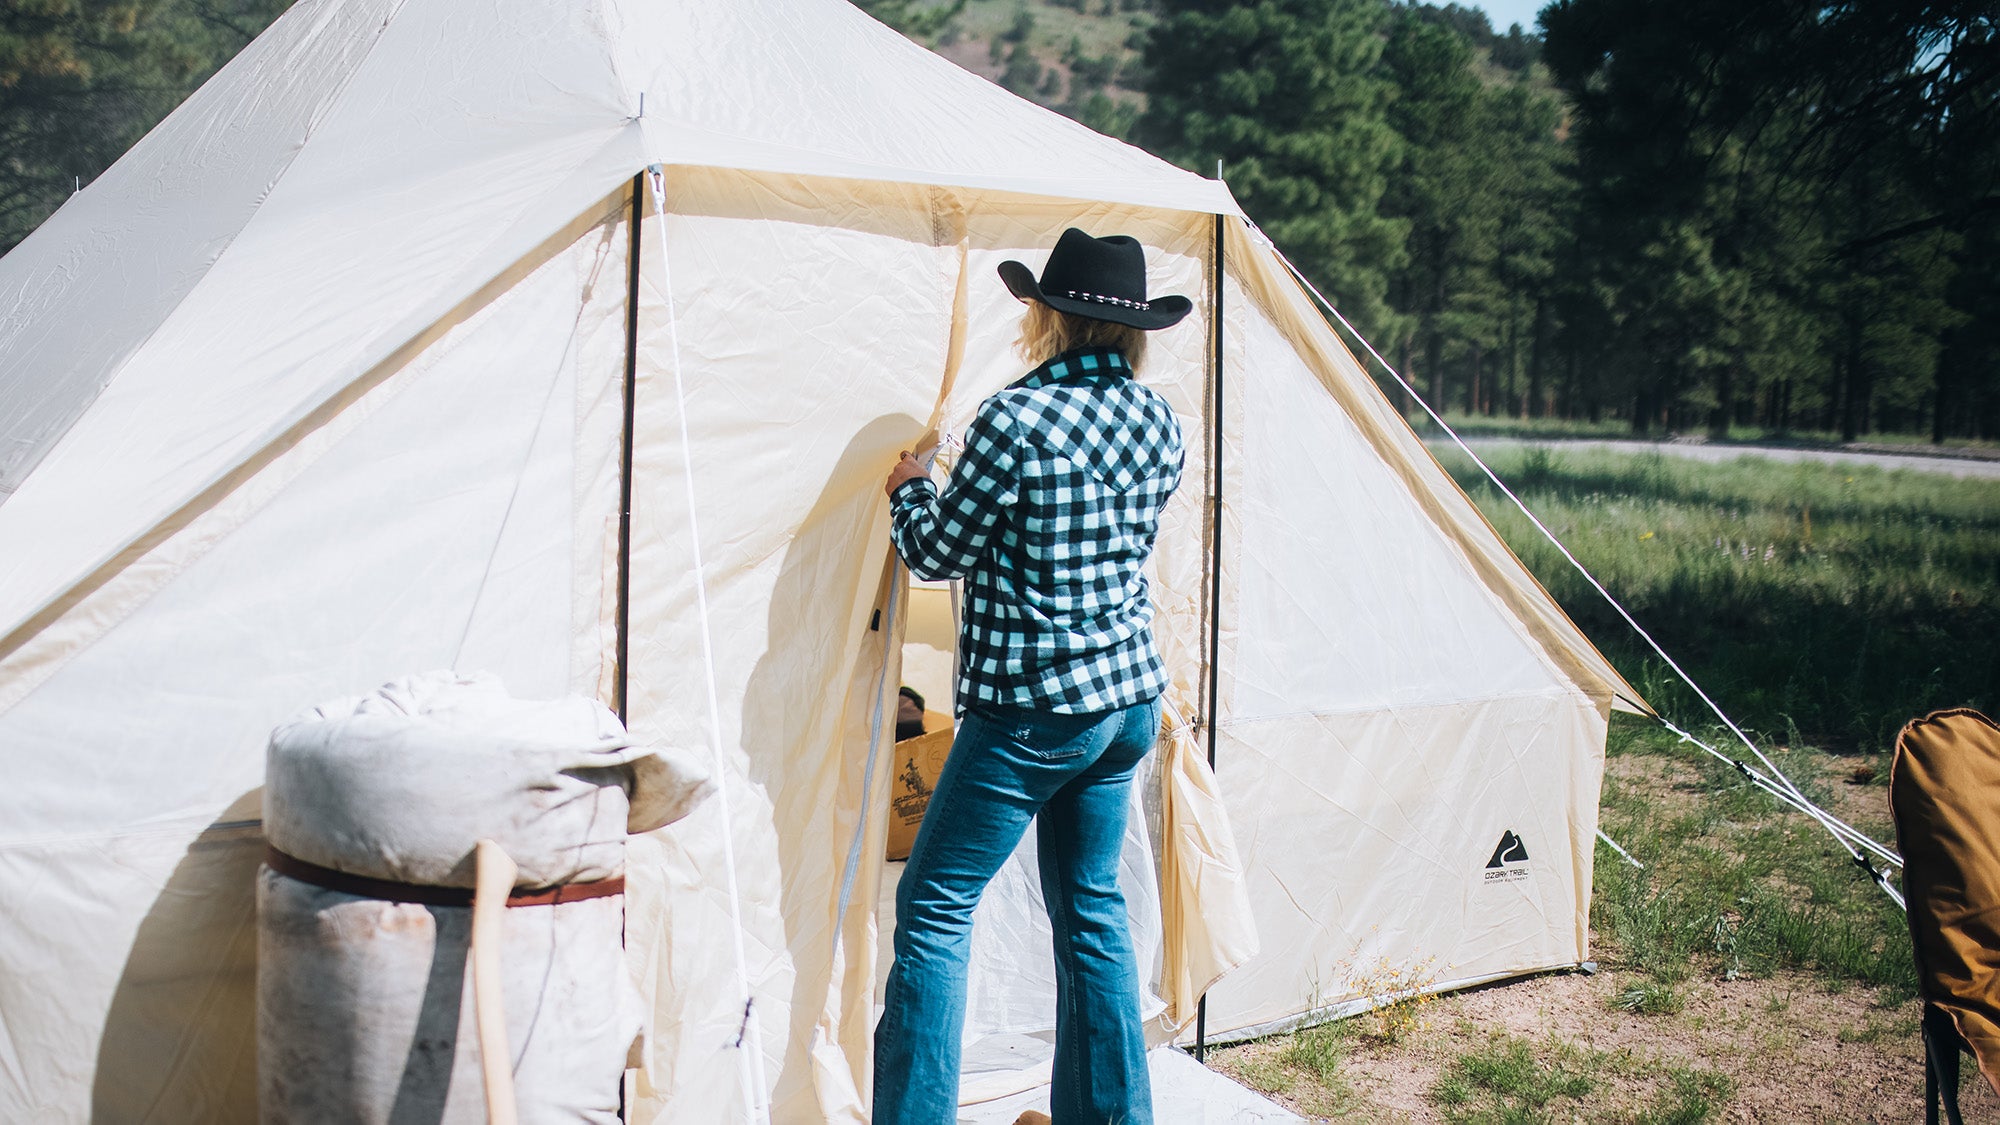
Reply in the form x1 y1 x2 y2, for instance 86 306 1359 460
1213 963 2000 1121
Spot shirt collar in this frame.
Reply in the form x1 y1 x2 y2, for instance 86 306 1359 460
1009 346 1132 391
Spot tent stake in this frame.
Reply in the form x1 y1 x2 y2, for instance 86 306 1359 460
1195 208 1226 1064
615 172 643 723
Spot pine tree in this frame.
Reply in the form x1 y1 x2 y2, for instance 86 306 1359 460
1381 10 1484 411
1136 0 1406 336
1542 0 1996 437
1378 8 1570 421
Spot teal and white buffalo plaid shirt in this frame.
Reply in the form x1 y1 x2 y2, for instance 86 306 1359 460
889 346 1184 715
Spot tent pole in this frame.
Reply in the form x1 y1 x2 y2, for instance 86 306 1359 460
1204 212 1224 765
613 168 645 1124
1195 209 1225 1064
615 172 643 724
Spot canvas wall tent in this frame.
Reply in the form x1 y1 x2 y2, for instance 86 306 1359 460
0 0 1645 1120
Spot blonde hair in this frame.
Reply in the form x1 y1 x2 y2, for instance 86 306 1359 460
1013 300 1147 372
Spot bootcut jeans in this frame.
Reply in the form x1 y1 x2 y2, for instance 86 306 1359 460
873 697 1158 1125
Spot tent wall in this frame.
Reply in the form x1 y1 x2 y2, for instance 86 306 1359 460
0 166 1626 1122
618 171 1217 1121
619 168 960 1122
0 0 643 643
611 168 1618 1114
1181 229 1614 1041
0 211 629 1121
1220 225 1641 713
1204 694 1604 1037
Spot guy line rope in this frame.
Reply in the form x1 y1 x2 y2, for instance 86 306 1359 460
646 165 774 1123
1241 222 1907 911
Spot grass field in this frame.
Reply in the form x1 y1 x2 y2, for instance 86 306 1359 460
1211 444 1999 1121
1587 720 1915 1025
1432 444 2000 753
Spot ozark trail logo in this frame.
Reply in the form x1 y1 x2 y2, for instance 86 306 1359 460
1482 830 1531 883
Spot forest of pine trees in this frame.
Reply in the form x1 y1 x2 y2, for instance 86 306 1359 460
6 0 1996 442
891 0 2000 442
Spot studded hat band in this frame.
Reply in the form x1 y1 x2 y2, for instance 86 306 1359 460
1065 289 1151 311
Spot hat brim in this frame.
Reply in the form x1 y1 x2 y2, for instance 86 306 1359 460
998 259 1193 331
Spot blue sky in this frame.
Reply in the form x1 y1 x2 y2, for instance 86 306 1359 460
1476 0 1546 35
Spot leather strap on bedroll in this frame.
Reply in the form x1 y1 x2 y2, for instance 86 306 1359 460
1891 708 2000 1100
264 846 624 909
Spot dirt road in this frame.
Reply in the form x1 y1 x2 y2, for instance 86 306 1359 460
1429 436 2000 480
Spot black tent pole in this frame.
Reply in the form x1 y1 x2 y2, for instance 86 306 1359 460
1194 209 1225 1064
615 172 643 724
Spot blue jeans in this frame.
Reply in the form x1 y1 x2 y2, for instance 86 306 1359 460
874 699 1158 1125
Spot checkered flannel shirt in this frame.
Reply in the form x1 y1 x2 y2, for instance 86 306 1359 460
890 346 1185 715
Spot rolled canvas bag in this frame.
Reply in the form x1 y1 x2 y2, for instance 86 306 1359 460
257 671 710 1123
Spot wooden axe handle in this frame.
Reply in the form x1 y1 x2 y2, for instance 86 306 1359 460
473 839 520 1125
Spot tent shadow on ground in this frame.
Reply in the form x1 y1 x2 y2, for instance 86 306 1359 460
739 411 918 1107
91 800 263 1123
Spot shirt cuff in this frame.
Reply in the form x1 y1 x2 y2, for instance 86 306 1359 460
890 477 936 506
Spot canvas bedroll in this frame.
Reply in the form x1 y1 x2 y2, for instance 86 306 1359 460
0 0 1644 1119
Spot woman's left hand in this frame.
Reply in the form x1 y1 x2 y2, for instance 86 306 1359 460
885 451 928 496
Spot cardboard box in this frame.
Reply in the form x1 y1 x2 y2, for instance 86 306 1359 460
885 713 954 862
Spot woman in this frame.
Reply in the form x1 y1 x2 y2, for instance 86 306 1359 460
875 228 1191 1125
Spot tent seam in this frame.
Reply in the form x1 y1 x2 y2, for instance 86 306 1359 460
0 189 633 715
2 0 415 509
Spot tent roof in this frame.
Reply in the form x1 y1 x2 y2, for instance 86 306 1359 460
615 0 1237 209
0 0 1236 642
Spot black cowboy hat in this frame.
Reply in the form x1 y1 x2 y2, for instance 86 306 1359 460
998 227 1193 331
